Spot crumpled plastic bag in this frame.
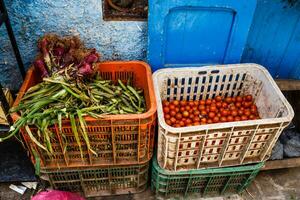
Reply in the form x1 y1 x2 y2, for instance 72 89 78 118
32 190 85 200
270 140 283 160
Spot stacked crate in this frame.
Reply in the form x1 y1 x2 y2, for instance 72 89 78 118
151 64 294 197
12 61 157 197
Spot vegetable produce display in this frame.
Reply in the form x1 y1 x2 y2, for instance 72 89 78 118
0 34 146 160
162 95 260 127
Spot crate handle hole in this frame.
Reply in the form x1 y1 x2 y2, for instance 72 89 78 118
198 71 207 75
211 70 220 74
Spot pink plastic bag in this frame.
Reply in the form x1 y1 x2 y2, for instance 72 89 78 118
32 190 85 200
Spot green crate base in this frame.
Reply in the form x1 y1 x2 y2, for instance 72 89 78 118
151 156 263 197
41 161 149 197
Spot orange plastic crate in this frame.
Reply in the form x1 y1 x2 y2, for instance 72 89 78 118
12 61 157 169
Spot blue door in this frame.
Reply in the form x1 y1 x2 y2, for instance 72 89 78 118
148 0 257 71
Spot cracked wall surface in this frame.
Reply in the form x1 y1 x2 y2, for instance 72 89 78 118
0 0 147 91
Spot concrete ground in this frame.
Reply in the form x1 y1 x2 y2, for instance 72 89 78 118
1 167 299 200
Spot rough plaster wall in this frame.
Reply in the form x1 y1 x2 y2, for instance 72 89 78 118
0 0 147 91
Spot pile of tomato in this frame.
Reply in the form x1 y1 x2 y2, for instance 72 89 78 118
162 95 261 127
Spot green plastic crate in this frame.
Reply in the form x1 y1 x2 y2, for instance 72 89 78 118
151 156 263 197
41 161 149 197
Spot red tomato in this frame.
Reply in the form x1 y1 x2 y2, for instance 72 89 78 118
238 110 244 116
189 114 195 119
200 110 207 116
189 109 194 114
189 101 194 106
229 105 236 111
220 116 227 122
215 96 222 102
185 105 191 111
208 112 216 118
183 111 189 117
227 115 234 122
173 100 179 106
162 100 170 107
244 109 251 117
169 104 176 110
221 110 229 117
194 101 199 106
179 121 185 127
231 97 236 103
163 107 170 113
241 115 248 121
206 99 212 105
165 114 171 119
236 96 243 102
198 105 206 111
201 118 207 123
207 119 213 124
249 114 255 120
210 106 217 112
175 113 182 120
175 107 180 113
216 102 222 108
213 116 220 123
217 113 222 117
166 119 172 125
222 102 228 108
170 117 176 124
194 110 200 116
245 95 253 102
234 116 241 121
180 107 185 112
170 110 176 117
225 97 232 104
186 119 192 125
199 100 206 105
235 102 242 108
193 117 200 122
180 100 187 106
194 122 201 126
231 110 238 117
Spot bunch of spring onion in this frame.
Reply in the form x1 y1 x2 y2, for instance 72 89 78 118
0 34 146 165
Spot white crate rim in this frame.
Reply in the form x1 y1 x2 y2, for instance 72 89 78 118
153 63 294 134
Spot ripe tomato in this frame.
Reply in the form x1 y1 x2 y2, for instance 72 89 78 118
170 117 176 124
180 107 185 112
220 116 227 122
236 96 243 102
175 113 182 120
166 119 172 125
183 111 189 117
235 102 242 108
189 101 195 106
200 110 207 116
244 101 252 108
185 105 191 111
215 95 222 102
201 118 207 123
208 112 216 118
193 117 200 122
200 121 207 125
241 115 248 121
229 105 236 111
169 104 176 110
180 100 187 106
210 106 217 112
212 99 216 104
194 101 199 106
249 114 255 120
173 100 179 106
250 106 257 114
217 113 221 118
231 97 236 103
244 109 251 117
238 110 244 116
216 102 222 108
162 100 170 107
245 95 253 102
186 119 192 125
234 116 241 121
175 107 180 112
231 110 238 117
194 110 200 116
225 97 232 104
213 116 220 123
207 119 213 124
165 114 171 119
198 105 206 111
189 109 194 114
206 99 212 105
170 110 176 117
199 100 206 105
194 122 201 126
163 107 170 113
227 115 234 122
179 121 185 127
189 114 195 119
222 102 228 108
221 110 229 117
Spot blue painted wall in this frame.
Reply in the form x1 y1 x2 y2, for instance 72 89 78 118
1 0 300 91
242 0 300 79
0 0 147 90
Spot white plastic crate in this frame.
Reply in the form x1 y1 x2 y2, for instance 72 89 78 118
153 64 294 171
